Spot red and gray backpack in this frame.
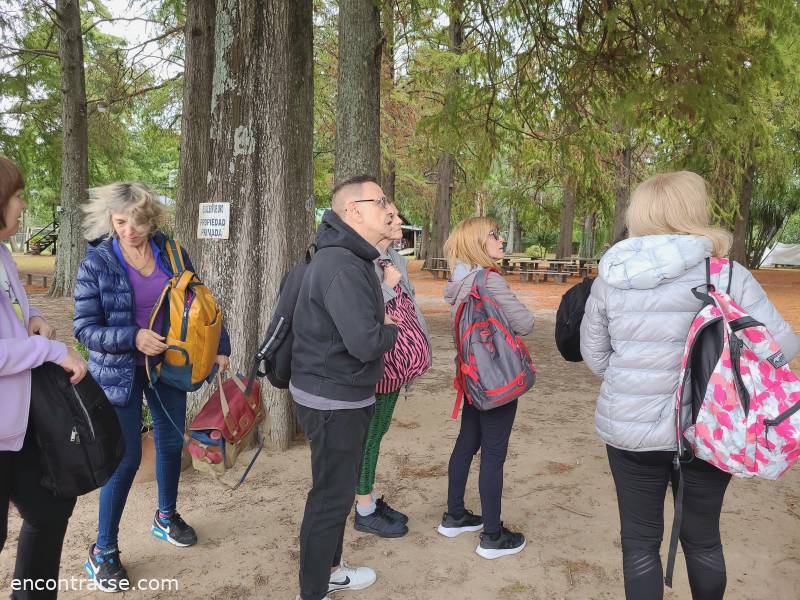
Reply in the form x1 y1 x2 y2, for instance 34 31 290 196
452 268 536 418
665 256 800 587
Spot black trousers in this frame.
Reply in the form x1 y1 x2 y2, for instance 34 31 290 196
0 424 77 600
447 399 518 535
296 403 373 600
606 445 732 600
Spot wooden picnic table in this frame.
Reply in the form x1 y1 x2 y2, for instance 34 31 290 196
424 257 450 279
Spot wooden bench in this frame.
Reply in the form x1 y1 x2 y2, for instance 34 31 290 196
428 267 450 280
518 269 568 284
19 272 50 288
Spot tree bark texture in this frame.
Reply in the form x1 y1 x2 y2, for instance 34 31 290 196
420 214 430 262
612 145 631 244
51 0 88 297
428 154 454 262
427 1 463 265
335 0 382 183
506 207 519 253
176 0 216 259
199 0 314 450
380 0 396 201
556 175 577 259
731 162 756 265
580 211 596 257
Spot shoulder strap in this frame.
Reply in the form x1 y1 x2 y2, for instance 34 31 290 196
165 239 186 274
474 267 493 290
707 257 733 294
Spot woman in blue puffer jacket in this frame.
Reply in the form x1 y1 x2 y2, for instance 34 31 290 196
73 182 231 592
581 171 800 600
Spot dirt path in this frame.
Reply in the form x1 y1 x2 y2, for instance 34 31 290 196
2 268 800 599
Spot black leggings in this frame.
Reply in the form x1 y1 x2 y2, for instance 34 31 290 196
0 424 77 600
607 445 732 600
447 400 517 535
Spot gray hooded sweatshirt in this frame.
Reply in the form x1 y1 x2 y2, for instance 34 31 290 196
443 264 534 336
581 234 800 452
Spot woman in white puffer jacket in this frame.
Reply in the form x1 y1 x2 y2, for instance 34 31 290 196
581 171 800 600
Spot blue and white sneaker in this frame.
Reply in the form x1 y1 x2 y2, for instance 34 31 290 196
84 544 130 593
151 510 197 547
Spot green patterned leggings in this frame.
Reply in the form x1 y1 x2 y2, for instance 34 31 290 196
356 389 401 495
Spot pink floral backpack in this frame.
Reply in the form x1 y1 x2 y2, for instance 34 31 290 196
666 256 800 587
675 257 800 479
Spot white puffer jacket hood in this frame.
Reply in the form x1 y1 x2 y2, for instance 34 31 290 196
580 234 800 452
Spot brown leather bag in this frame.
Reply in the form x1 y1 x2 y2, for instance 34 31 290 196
187 373 265 486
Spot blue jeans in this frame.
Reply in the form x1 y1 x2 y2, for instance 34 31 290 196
96 367 187 550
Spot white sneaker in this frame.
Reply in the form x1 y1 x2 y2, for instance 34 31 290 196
328 560 377 594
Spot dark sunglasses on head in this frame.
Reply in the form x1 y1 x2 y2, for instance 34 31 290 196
352 196 388 209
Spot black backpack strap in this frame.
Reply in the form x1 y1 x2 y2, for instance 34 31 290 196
726 259 733 294
705 257 711 287
664 454 685 588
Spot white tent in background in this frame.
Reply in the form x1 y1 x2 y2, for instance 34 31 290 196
761 243 800 267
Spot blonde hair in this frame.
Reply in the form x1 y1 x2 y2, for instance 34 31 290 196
627 171 732 257
82 182 165 241
444 216 499 271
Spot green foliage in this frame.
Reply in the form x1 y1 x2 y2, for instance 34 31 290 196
0 1 183 223
3 0 800 253
781 212 800 244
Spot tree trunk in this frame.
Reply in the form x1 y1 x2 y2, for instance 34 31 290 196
335 0 382 182
474 191 485 216
380 0 396 201
175 0 216 259
428 154 454 262
732 162 756 265
580 211 596 257
556 175 577 259
506 207 518 253
200 0 314 451
50 0 88 297
612 145 632 244
420 214 430 262
427 1 462 265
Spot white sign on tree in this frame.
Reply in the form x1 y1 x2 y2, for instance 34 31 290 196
197 202 230 240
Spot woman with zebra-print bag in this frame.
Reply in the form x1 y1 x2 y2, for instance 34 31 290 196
351 202 432 539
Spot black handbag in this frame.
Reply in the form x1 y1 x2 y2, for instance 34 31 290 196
29 362 125 497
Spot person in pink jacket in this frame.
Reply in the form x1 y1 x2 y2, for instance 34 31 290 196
0 156 87 599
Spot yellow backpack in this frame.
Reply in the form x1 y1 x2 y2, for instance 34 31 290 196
145 239 223 391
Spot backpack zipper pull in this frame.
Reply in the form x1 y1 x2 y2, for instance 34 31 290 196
70 427 80 444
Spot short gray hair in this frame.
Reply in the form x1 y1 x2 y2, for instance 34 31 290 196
82 182 166 241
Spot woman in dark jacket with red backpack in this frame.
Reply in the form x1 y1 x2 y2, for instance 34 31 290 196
439 217 534 559
73 182 231 592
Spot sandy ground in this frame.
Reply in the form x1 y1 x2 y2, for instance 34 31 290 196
2 262 800 599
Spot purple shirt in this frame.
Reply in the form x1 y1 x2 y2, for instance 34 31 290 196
0 245 67 451
113 239 169 365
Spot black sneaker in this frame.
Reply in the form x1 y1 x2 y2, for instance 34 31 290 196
354 503 408 538
437 509 483 538
376 496 408 524
151 510 197 547
476 523 526 559
84 544 130 593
